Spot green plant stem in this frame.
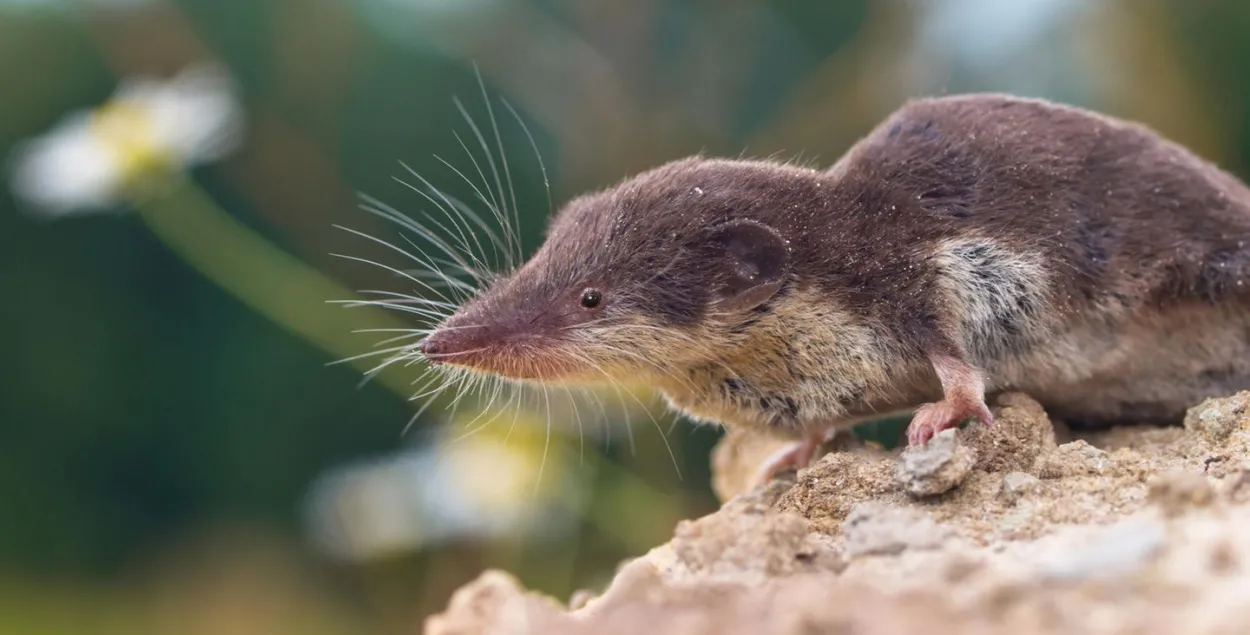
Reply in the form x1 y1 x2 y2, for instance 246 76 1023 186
131 172 426 403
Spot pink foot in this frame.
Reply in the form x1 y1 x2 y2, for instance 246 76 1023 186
906 354 994 446
905 397 993 445
755 429 833 484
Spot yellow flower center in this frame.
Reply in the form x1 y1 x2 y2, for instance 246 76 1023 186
90 100 169 183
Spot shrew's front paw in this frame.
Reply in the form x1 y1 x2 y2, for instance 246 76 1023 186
905 397 993 445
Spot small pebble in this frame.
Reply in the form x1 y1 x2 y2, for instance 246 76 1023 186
999 471 1041 505
898 428 977 497
843 502 948 558
1035 440 1114 479
1184 392 1250 443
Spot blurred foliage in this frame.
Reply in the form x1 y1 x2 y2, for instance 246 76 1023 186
4 0 1250 633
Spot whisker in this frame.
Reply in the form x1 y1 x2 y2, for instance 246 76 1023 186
474 67 523 269
455 94 518 269
358 331 430 348
330 235 456 302
393 167 493 279
325 342 417 366
354 289 457 310
502 381 523 446
536 381 553 496
370 183 489 291
452 129 515 269
580 384 612 448
354 196 481 300
588 364 642 457
390 168 484 271
503 97 553 223
332 299 448 321
395 235 484 295
356 194 463 268
432 155 510 264
562 384 585 465
350 327 431 336
353 350 432 392
402 370 454 437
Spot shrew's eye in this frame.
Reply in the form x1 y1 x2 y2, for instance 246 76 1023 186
580 288 603 309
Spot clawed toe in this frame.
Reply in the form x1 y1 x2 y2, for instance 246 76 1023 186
906 398 993 446
906 353 993 446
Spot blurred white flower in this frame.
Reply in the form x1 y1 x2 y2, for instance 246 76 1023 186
9 62 244 217
304 409 584 562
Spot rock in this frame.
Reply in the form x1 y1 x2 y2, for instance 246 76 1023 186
1147 470 1216 518
433 569 999 635
898 428 977 497
1185 392 1250 444
999 471 1041 505
661 499 844 584
711 428 870 503
962 393 1057 474
430 391 1250 635
1035 440 1115 479
843 502 948 558
774 450 900 536
732 478 797 509
424 570 562 635
568 589 597 611
1032 518 1167 583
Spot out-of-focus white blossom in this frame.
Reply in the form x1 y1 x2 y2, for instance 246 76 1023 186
304 409 584 562
9 62 244 217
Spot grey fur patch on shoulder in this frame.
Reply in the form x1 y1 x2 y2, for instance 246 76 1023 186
931 238 1051 362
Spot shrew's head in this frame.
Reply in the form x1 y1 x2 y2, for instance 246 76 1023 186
418 157 818 383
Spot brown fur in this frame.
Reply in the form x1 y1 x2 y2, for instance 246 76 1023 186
421 93 1250 436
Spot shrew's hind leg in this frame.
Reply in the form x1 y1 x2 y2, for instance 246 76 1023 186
906 354 994 445
754 428 837 484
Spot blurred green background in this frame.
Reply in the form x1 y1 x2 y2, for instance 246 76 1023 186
3 0 1250 633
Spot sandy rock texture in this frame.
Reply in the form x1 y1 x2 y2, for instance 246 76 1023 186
426 391 1250 635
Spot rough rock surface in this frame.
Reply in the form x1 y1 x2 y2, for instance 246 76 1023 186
426 391 1250 635
898 428 978 496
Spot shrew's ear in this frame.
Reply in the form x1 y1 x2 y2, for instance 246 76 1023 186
709 219 791 312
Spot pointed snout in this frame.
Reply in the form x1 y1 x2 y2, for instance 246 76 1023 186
412 287 585 380
417 335 439 358
416 321 507 367
414 320 580 380
417 329 473 364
